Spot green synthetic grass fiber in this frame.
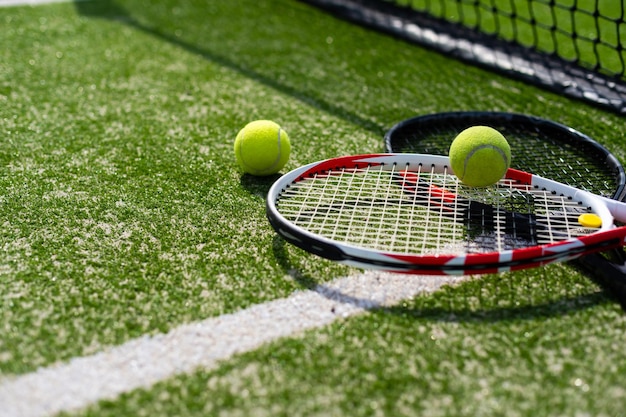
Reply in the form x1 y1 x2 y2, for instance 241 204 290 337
1 0 626 416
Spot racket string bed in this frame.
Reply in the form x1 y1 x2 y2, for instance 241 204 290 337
389 166 466 255
291 171 325 232
449 181 518 253
332 168 363 243
372 164 395 250
436 165 463 254
388 164 409 253
491 199 506 253
466 186 502 253
323 168 357 242
400 165 421 254
355 165 392 249
402 165 448 255
355 164 425 252
272 154 615 275
300 170 355 241
310 171 336 236
278 165 460 254
526 187 595 244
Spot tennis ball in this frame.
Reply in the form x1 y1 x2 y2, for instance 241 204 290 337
449 126 511 187
234 120 291 176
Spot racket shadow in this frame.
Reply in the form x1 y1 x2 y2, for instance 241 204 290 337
272 236 612 322
239 173 283 198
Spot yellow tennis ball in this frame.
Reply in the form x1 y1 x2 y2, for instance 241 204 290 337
234 120 291 176
449 126 511 187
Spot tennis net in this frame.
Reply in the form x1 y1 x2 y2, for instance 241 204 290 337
300 0 626 114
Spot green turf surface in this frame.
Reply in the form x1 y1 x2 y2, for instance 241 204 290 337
2 0 626 415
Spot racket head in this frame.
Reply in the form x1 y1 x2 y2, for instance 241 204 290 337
266 153 626 276
384 112 626 309
385 111 626 200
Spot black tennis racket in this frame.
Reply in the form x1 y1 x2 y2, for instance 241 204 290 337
384 111 626 307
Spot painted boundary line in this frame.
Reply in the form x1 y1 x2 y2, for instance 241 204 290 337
0 272 462 417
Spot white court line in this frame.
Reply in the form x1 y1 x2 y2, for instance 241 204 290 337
0 0 90 7
0 271 463 417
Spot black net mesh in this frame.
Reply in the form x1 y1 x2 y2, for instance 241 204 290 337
301 0 626 114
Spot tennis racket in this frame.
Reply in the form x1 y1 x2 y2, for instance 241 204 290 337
266 153 626 275
384 111 626 306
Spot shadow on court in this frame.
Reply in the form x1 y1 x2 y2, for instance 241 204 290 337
73 0 385 135
271 235 612 323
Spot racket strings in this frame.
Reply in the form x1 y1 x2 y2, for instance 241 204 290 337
278 165 469 254
457 182 530 253
275 160 604 259
388 118 617 198
532 191 593 243
490 180 597 244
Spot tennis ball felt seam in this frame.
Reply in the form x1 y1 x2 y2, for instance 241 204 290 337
458 144 510 181
238 127 284 173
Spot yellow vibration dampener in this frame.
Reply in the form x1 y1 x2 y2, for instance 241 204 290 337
578 213 603 228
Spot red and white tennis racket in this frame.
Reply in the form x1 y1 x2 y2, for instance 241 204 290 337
266 153 626 275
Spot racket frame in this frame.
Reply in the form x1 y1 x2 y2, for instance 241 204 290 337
266 153 626 276
382 111 626 306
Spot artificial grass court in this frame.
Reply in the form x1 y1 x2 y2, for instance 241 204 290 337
1 0 626 416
